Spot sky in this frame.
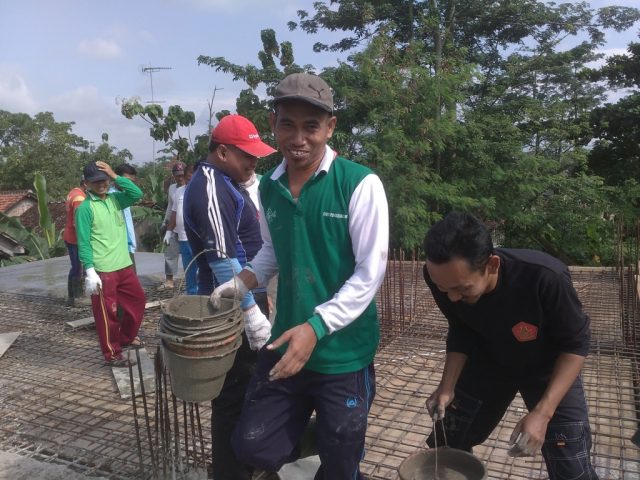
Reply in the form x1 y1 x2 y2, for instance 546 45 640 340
1 0 638 165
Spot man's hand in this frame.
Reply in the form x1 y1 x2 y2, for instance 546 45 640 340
425 386 455 421
267 323 317 381
85 267 102 295
508 411 549 457
243 305 272 350
163 230 174 245
210 277 249 309
95 161 116 179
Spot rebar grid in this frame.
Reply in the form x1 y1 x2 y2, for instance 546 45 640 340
365 265 640 479
1 263 639 479
0 288 210 479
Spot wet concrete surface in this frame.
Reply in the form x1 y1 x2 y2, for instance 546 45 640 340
0 253 176 299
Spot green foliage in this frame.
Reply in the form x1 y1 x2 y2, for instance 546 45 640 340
0 110 131 200
121 99 201 162
195 2 640 263
0 212 48 262
0 111 87 199
131 205 165 252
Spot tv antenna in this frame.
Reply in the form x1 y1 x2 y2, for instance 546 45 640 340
140 64 172 162
141 64 172 104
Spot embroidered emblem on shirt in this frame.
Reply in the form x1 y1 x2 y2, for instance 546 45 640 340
322 211 348 219
512 321 538 342
265 207 276 223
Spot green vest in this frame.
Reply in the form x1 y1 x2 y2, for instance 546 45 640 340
261 156 379 374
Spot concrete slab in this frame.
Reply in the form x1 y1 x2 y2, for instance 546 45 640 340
112 348 155 399
0 252 174 299
0 450 108 480
0 331 20 359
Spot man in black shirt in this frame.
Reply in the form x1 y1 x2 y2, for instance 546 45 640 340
423 212 599 480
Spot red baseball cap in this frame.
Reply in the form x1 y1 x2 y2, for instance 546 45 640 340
211 115 276 158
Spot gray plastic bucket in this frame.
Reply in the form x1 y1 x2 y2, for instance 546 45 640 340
398 448 487 480
160 295 244 402
162 336 241 403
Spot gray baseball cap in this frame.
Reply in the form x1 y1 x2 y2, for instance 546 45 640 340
273 73 333 113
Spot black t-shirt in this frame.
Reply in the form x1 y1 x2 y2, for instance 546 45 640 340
424 248 591 378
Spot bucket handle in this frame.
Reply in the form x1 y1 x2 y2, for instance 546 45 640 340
176 247 241 306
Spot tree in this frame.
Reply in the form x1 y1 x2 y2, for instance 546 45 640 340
588 42 640 186
197 1 639 262
0 111 132 199
120 98 208 164
0 111 88 199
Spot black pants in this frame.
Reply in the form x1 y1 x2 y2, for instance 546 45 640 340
427 356 599 480
231 350 375 480
210 291 269 480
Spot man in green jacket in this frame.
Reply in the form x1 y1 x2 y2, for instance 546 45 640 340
211 73 389 479
76 161 145 367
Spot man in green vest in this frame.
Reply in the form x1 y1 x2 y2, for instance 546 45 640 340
211 73 389 479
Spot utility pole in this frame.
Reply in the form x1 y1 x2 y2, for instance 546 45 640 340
141 64 172 161
207 85 223 132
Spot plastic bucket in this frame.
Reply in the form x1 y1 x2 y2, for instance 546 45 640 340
398 448 487 480
162 336 242 403
160 294 243 402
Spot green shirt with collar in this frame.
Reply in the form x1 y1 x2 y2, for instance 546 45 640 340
76 176 143 272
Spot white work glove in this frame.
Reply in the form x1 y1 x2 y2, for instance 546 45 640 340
210 276 249 309
243 304 272 350
163 230 174 245
85 267 102 295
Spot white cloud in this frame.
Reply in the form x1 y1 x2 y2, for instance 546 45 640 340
77 38 122 59
0 68 38 113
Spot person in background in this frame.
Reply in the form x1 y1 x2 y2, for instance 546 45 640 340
76 161 145 366
63 176 87 306
183 114 276 480
422 211 599 480
211 73 390 479
166 164 196 294
162 161 186 289
111 163 138 267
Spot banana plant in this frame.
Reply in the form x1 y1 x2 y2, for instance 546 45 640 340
0 212 49 265
33 172 56 248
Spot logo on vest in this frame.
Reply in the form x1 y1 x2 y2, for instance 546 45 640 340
322 211 348 219
511 321 538 342
265 208 276 224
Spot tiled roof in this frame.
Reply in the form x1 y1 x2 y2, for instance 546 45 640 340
0 190 36 214
19 201 67 234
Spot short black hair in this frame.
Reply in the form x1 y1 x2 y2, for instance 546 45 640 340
423 212 493 272
114 163 137 176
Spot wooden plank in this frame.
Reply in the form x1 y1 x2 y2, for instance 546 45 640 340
66 300 164 330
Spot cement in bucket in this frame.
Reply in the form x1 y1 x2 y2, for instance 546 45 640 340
398 449 486 480
161 295 240 327
161 295 243 403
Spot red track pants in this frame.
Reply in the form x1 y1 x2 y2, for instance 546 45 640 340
90 266 145 362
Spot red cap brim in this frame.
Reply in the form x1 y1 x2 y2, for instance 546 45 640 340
236 141 277 158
